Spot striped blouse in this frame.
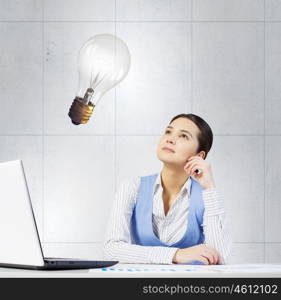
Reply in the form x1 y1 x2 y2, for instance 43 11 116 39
103 173 233 264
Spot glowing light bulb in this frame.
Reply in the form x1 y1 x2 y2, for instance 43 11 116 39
68 34 131 125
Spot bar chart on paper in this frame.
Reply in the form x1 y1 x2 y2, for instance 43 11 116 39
89 263 281 276
94 264 210 273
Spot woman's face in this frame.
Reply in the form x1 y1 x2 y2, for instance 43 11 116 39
156 117 204 168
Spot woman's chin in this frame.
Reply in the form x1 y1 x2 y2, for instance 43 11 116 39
157 153 185 167
158 158 184 168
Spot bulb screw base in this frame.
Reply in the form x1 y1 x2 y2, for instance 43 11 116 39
68 98 95 125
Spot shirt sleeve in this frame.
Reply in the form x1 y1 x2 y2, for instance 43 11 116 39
103 176 179 264
201 188 234 264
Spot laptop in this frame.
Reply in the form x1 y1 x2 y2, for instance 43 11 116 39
0 160 118 270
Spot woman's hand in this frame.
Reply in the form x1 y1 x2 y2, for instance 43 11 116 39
172 244 222 265
184 156 216 190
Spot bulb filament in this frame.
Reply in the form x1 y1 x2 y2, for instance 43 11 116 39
81 87 94 105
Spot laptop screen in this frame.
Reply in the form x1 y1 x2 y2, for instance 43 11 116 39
0 160 44 267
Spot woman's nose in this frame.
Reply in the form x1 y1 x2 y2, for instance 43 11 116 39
167 136 176 144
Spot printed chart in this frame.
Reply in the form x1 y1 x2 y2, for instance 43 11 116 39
90 263 281 274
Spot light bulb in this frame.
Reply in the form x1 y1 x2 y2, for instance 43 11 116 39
68 34 131 125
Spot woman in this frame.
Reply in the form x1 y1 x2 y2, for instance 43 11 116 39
103 113 233 265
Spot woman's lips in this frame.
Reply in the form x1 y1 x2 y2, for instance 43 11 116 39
162 147 175 153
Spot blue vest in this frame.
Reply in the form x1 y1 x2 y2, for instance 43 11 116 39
131 173 205 265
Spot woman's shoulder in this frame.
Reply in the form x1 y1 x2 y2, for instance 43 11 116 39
118 172 159 192
119 175 140 189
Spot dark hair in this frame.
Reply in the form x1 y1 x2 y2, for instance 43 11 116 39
169 113 213 159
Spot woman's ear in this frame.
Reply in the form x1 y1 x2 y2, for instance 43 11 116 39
198 151 206 160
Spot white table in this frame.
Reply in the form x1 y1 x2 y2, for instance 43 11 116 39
0 263 281 278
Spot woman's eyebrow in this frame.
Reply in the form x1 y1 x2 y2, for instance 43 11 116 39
166 126 193 138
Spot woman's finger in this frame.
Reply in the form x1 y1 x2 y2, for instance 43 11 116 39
184 160 194 169
204 249 218 264
190 165 201 175
185 162 201 173
198 256 209 265
202 250 215 264
185 157 201 166
204 248 220 264
206 247 220 261
201 254 212 265
187 156 203 162
188 164 201 175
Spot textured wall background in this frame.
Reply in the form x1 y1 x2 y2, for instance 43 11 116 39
0 0 280 263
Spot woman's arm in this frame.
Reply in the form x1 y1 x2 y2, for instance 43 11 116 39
202 188 233 264
184 156 233 264
103 177 179 264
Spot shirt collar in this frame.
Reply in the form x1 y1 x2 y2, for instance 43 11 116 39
153 172 192 197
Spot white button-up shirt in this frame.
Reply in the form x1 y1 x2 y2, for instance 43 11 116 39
103 173 233 264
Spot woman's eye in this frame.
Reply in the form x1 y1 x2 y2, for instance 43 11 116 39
165 130 170 134
180 134 188 139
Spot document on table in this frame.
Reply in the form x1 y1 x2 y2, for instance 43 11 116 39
90 264 214 273
89 263 281 274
